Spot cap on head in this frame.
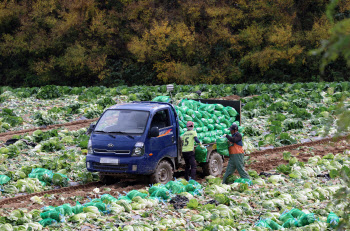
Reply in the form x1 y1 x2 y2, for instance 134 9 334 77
186 121 194 128
229 123 238 131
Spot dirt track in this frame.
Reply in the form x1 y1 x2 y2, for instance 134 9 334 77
0 118 98 142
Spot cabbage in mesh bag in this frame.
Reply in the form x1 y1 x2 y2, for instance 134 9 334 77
216 138 229 156
195 145 207 163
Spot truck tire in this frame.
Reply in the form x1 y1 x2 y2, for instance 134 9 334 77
203 152 223 177
150 160 174 184
99 174 119 185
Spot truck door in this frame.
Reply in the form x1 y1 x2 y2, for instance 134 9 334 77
148 109 177 161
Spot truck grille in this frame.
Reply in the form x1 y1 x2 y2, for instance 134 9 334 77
94 149 130 154
92 163 129 171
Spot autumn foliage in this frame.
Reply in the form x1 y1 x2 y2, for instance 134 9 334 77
0 0 349 86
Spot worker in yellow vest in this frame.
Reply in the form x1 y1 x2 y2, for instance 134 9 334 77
181 121 203 181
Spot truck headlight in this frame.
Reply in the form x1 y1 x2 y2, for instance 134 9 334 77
87 139 93 154
132 142 144 156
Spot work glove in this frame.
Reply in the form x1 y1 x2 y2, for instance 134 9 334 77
200 143 205 149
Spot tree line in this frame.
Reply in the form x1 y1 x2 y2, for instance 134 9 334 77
0 0 349 87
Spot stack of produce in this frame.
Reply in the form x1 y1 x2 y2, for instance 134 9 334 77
174 99 243 144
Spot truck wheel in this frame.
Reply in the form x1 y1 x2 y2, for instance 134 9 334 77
99 174 119 185
150 160 173 184
203 152 223 177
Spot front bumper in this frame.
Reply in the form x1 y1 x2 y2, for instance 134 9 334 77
86 154 155 175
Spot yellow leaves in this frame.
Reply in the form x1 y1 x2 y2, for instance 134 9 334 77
306 15 332 46
206 7 231 17
208 21 238 45
154 61 200 84
338 1 350 12
268 25 293 47
128 21 195 62
242 45 304 73
239 23 264 48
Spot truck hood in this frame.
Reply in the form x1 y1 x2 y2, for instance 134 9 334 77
91 133 142 155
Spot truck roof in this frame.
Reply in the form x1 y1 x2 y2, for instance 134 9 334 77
107 102 171 112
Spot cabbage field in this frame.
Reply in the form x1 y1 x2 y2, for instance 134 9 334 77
0 82 349 230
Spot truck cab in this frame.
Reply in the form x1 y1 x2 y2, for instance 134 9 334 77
86 102 180 183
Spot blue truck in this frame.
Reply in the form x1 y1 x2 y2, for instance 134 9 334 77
86 99 241 184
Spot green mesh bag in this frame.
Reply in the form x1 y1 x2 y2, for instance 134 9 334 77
210 137 216 143
186 109 195 117
213 111 222 117
279 212 294 222
217 130 224 136
195 127 203 133
193 117 204 127
265 218 283 230
0 175 10 185
234 121 240 126
202 126 209 132
223 120 231 127
194 111 202 119
54 207 65 215
282 218 298 228
170 184 185 194
101 194 118 203
39 218 57 227
222 109 230 117
28 168 53 182
152 96 170 102
327 212 339 228
207 124 215 131
179 106 188 114
229 117 236 123
42 206 55 213
184 184 195 193
226 107 238 117
202 137 211 144
216 138 229 156
93 202 107 212
207 119 214 124
255 220 271 229
181 100 193 110
40 211 61 221
72 202 84 214
234 178 253 186
207 104 215 112
195 145 207 163
201 111 211 119
215 104 224 111
217 116 225 123
151 188 169 200
211 114 218 123
118 196 132 203
200 118 208 126
215 124 224 130
289 208 305 219
179 120 186 128
149 186 161 195
184 115 192 121
127 190 148 199
298 213 315 226
59 204 73 216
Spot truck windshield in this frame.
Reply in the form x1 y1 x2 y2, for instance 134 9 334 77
95 110 149 135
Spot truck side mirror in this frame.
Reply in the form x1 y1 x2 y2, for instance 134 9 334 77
86 123 96 135
150 127 159 137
